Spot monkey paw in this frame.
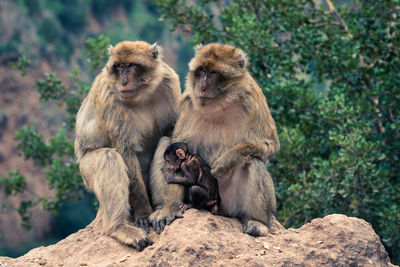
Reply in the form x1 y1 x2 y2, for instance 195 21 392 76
211 161 226 178
149 203 184 234
243 220 269 237
166 174 175 183
179 202 192 213
110 223 154 251
133 217 150 234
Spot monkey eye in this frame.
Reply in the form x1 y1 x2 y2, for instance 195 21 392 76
128 63 138 68
197 67 206 73
209 70 217 75
114 63 123 69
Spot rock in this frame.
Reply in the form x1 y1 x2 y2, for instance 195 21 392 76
0 210 395 266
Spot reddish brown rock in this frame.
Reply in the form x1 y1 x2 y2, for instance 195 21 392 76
0 210 395 266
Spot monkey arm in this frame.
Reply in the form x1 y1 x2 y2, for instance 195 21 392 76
211 142 270 179
258 91 280 159
75 96 111 187
180 161 198 185
166 174 193 185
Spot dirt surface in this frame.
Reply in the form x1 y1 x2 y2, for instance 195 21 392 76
0 209 395 266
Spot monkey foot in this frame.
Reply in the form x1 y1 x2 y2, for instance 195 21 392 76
110 224 153 251
133 217 150 233
179 202 193 213
243 220 269 237
211 204 219 215
149 203 184 234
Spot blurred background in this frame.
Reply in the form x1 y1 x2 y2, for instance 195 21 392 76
0 0 193 257
0 0 399 264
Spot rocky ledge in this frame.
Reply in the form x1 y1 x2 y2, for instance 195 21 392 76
0 209 395 266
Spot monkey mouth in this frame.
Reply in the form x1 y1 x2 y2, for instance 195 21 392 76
119 89 139 98
197 96 214 105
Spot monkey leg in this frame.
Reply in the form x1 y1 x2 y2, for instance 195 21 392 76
149 137 185 234
218 159 276 236
188 185 212 209
124 153 153 234
79 148 153 250
149 136 171 209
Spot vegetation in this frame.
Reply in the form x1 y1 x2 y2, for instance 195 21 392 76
155 0 399 262
0 35 108 228
1 0 399 264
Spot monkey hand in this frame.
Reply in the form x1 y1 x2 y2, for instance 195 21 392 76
149 201 184 234
166 174 175 183
211 146 254 178
211 157 233 179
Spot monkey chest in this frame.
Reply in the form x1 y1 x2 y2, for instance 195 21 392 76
183 122 245 161
107 112 160 150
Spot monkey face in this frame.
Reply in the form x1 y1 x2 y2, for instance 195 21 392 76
113 62 145 99
164 154 181 171
164 143 188 171
192 66 222 104
187 43 247 106
107 41 162 102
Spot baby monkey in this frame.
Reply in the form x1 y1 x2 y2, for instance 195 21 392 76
164 142 220 214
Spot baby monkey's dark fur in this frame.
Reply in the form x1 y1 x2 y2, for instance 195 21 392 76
164 142 220 214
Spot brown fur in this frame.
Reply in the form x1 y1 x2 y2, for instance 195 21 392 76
150 43 279 236
75 41 181 249
164 143 220 214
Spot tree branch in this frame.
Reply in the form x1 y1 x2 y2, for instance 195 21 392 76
325 0 353 38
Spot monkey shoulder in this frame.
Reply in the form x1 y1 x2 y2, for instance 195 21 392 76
161 62 180 84
176 94 193 121
75 97 110 159
185 154 201 167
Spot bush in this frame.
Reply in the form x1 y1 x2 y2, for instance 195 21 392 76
1 34 110 228
155 0 399 263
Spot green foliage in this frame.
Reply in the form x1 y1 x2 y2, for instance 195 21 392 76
8 55 30 76
36 73 67 102
0 34 104 229
86 34 111 71
0 171 27 196
155 0 400 263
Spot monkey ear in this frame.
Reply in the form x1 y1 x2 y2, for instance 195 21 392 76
194 43 203 53
236 48 248 69
176 149 186 160
150 42 163 59
107 45 114 57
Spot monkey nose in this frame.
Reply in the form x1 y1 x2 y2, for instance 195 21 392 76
122 79 129 86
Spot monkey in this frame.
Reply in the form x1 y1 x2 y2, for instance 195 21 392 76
149 43 279 236
74 41 181 250
163 142 220 215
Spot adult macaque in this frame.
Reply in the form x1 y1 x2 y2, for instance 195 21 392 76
164 142 220 214
75 41 181 250
150 43 279 236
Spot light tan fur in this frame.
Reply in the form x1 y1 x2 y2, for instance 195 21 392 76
75 41 181 249
151 43 279 236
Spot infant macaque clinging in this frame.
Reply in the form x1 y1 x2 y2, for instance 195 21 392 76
163 142 220 214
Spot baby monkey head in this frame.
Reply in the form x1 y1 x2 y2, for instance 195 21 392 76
107 41 163 102
164 142 189 171
188 43 248 105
